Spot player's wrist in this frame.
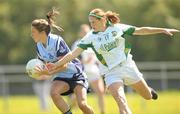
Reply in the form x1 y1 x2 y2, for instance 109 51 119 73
55 61 60 68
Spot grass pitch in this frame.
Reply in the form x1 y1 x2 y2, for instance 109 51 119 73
0 91 180 114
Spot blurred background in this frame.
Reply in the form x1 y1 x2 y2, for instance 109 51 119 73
0 0 180 114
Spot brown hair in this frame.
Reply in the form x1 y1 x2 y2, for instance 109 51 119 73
89 8 120 24
31 7 63 35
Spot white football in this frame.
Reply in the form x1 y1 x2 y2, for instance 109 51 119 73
26 59 45 79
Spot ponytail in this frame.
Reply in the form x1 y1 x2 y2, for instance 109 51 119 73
105 11 120 24
32 7 63 36
46 7 64 32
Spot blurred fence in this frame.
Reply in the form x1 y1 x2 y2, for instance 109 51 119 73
137 61 180 90
0 62 180 96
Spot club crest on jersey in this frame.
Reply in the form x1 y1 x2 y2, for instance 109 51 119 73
112 31 117 37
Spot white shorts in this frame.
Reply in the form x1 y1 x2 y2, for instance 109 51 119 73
104 59 143 87
84 64 101 82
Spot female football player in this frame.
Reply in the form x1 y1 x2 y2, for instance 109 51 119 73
31 8 94 114
46 8 179 114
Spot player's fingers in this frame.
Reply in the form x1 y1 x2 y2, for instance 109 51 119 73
42 65 48 70
37 65 43 70
46 63 53 69
164 30 173 36
168 32 173 36
34 66 41 72
34 68 40 72
171 29 179 32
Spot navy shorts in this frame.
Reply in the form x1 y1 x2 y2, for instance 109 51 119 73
53 73 88 96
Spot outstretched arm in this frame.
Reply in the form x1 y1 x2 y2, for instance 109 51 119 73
49 63 68 74
47 47 84 71
133 27 179 36
56 47 83 66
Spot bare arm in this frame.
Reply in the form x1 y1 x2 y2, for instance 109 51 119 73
55 47 84 67
34 63 68 80
49 63 68 74
133 27 179 36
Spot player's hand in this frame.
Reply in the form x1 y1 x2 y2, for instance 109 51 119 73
163 29 179 36
46 63 56 71
34 65 49 76
33 65 53 80
46 62 59 75
46 62 68 74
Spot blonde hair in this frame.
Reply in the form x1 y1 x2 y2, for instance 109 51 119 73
31 7 63 35
89 8 120 24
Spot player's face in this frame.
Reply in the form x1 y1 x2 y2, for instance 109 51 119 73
31 26 42 43
89 16 106 32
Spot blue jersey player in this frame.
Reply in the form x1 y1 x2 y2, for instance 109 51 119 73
30 8 94 114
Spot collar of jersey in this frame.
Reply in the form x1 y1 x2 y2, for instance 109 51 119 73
92 31 99 34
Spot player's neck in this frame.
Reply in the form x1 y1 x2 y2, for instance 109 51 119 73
99 25 107 32
41 35 48 47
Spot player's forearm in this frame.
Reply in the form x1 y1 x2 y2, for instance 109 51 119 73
133 27 166 35
55 52 78 68
50 63 68 74
55 52 74 67
55 48 83 67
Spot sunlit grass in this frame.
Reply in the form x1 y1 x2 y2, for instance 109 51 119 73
0 91 180 114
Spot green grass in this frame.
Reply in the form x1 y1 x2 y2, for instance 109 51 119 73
0 91 180 114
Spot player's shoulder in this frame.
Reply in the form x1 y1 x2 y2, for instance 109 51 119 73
114 23 135 31
49 33 64 42
114 23 129 28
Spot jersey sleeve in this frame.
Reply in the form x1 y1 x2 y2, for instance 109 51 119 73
77 32 92 50
118 24 136 36
56 38 70 57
